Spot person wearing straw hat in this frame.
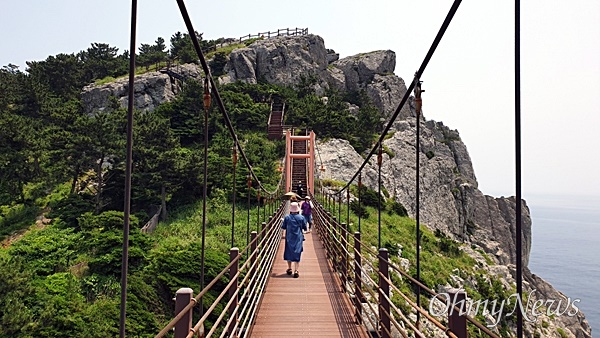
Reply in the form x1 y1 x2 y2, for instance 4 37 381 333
282 202 307 278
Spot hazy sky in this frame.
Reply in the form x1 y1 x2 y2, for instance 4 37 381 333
1 0 599 202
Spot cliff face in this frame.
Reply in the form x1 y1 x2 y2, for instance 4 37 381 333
316 121 532 268
81 63 203 114
80 34 590 337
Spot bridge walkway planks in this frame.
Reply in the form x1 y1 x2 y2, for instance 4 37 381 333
251 231 370 337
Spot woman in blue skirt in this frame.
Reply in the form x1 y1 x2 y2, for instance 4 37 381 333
282 202 307 278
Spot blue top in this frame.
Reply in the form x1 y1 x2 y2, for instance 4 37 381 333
282 213 307 262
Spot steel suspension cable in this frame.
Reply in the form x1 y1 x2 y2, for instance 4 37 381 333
175 0 281 198
119 1 137 336
515 0 523 336
231 143 237 248
199 78 210 316
414 76 423 326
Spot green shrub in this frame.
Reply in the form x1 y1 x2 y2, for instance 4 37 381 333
81 274 120 301
387 200 408 217
350 200 369 219
0 203 39 239
434 229 460 257
49 194 94 229
209 52 228 77
78 210 139 231
359 185 381 208
8 226 83 276
383 240 400 256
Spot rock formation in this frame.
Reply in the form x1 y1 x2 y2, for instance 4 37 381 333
81 63 203 114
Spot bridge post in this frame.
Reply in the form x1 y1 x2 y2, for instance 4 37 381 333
228 248 239 336
354 232 363 324
448 288 468 338
261 221 267 244
332 216 338 272
325 212 332 260
251 231 258 279
378 248 390 338
341 223 348 290
174 287 193 338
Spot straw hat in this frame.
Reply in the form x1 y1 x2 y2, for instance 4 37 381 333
290 202 300 213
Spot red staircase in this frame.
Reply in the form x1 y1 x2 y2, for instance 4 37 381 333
267 96 285 140
292 135 307 196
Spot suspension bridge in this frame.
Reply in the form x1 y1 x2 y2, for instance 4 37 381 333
114 0 527 337
152 127 499 338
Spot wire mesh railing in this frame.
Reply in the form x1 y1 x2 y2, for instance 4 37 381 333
311 197 501 338
155 202 287 338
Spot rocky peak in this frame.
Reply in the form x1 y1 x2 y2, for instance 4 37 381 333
331 50 396 91
220 34 329 91
220 36 409 118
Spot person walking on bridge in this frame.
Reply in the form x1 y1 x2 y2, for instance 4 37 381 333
282 202 307 278
296 181 304 198
300 196 313 232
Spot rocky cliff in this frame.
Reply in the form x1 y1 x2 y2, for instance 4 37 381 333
81 63 203 114
80 34 591 338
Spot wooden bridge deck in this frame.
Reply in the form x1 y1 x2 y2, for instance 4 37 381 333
251 231 370 337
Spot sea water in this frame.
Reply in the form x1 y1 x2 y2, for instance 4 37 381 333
527 194 600 336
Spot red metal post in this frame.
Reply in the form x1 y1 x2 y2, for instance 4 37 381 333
378 249 390 338
448 288 468 338
285 130 292 192
250 231 257 279
354 232 363 323
174 288 193 338
228 248 239 336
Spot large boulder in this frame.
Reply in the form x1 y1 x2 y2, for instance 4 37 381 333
330 50 396 92
221 34 329 94
81 63 203 114
326 50 409 118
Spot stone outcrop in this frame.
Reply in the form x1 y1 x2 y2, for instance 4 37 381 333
330 49 395 92
221 35 409 116
221 34 329 94
81 35 410 120
81 63 203 114
316 118 531 267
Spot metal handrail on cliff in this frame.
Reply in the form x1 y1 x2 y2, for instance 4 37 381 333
238 27 308 43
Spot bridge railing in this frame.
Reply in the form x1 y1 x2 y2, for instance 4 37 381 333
312 198 501 338
156 202 287 338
